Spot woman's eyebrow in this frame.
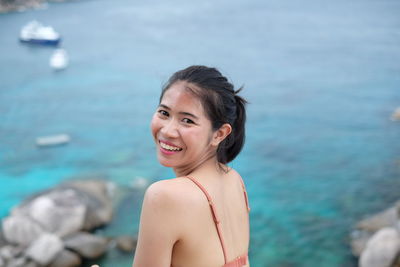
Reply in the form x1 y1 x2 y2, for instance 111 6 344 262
159 104 170 110
180 112 198 120
159 104 198 119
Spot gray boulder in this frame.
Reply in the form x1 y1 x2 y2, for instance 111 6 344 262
116 235 137 253
351 230 373 257
351 201 400 257
5 256 28 267
25 233 64 266
391 107 400 121
49 249 82 267
2 214 45 245
0 179 116 266
12 188 87 237
6 179 113 239
0 226 8 247
23 260 39 267
357 202 400 232
0 253 39 267
64 231 108 259
66 180 114 230
359 227 400 267
0 245 24 261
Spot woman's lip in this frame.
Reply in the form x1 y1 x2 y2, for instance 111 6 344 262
159 146 180 155
159 139 182 149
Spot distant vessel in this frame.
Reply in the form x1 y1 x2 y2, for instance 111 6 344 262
50 49 69 70
19 20 61 46
36 134 71 147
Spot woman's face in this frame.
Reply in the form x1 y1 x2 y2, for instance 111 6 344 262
151 81 215 170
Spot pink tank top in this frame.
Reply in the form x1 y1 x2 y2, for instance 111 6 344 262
185 176 250 267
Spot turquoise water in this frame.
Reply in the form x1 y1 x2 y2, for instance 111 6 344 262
1 0 400 266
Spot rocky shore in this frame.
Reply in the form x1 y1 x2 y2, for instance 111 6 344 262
392 107 400 121
0 179 137 267
350 201 400 267
0 0 72 13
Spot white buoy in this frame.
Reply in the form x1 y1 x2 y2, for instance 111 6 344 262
50 49 68 70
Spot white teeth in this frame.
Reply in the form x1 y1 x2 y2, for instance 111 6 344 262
160 142 182 151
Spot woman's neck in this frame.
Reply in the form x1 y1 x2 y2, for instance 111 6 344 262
173 155 226 178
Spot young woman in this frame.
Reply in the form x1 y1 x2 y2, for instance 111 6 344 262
132 65 250 267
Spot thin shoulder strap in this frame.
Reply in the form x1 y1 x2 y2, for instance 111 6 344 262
185 176 229 264
238 176 251 212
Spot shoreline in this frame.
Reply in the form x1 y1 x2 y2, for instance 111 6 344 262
0 179 140 266
350 200 400 267
0 0 73 14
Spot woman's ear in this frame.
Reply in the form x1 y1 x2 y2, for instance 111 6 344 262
211 123 232 147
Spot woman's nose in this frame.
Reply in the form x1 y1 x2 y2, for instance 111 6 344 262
160 119 179 138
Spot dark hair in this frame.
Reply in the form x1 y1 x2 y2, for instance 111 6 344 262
160 65 247 164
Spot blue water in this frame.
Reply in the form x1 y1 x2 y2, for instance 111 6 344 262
1 0 400 266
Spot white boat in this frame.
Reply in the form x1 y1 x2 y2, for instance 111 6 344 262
50 49 69 70
36 134 71 147
19 20 61 46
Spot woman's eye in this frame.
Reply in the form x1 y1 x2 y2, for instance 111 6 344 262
182 118 194 124
158 110 169 116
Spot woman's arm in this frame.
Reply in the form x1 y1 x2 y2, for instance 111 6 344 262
132 181 182 267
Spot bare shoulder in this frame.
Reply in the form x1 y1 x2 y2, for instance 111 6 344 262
228 167 241 177
227 168 245 183
143 178 198 210
134 179 194 266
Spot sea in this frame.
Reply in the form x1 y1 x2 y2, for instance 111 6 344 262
1 0 400 266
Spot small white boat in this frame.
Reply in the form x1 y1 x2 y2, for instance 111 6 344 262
36 134 71 147
50 49 69 70
19 20 61 46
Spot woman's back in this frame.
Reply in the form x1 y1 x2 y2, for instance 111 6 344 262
168 170 250 267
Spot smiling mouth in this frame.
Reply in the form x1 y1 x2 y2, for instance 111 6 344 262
159 141 183 151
